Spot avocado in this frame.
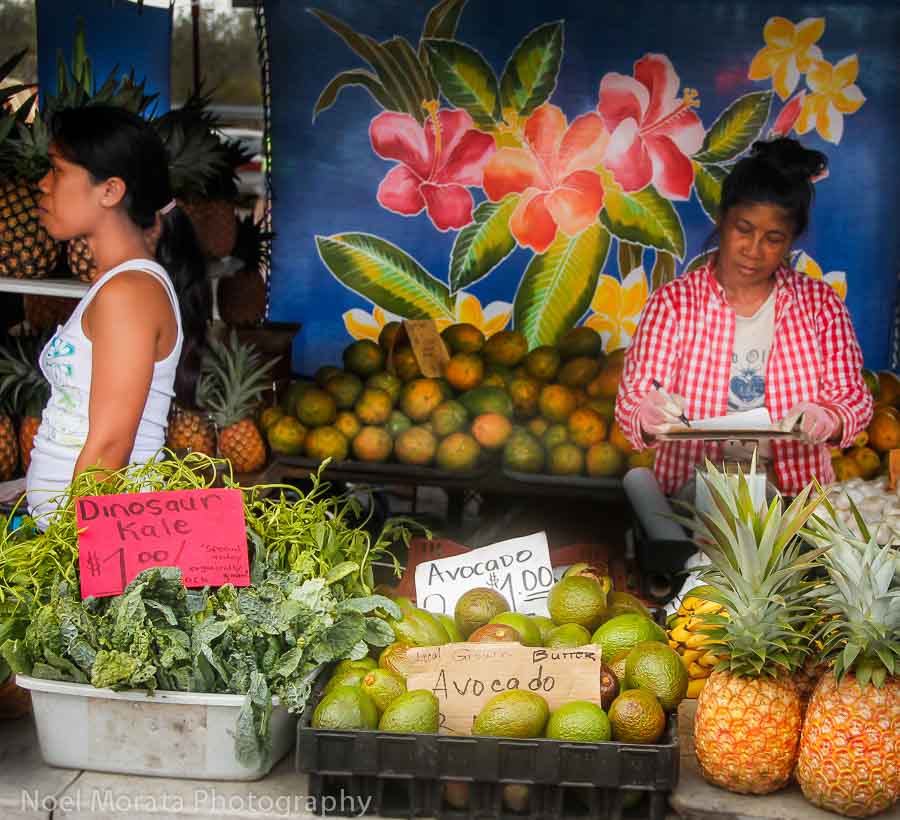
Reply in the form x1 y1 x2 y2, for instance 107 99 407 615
378 689 440 733
387 607 451 646
311 685 378 730
472 690 549 738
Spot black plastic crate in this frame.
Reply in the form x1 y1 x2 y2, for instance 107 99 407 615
296 674 679 820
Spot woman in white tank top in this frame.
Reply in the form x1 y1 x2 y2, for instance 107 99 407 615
26 106 210 524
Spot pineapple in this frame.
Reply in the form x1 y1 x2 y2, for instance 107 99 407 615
0 25 155 282
153 93 240 260
66 236 96 282
666 586 727 698
217 214 271 326
197 330 276 472
796 511 900 817
0 332 50 472
165 403 216 456
0 410 16 480
674 458 827 795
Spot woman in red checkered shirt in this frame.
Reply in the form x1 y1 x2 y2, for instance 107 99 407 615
616 138 873 496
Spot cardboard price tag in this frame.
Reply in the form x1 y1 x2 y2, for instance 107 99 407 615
76 488 249 599
406 642 604 735
414 532 554 616
387 320 449 379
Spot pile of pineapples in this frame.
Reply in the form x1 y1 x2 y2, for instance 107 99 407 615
674 459 899 817
166 330 276 474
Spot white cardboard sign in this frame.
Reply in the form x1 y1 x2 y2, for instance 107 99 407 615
415 532 554 617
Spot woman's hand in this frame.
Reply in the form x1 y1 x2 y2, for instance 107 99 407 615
781 402 842 444
638 388 688 438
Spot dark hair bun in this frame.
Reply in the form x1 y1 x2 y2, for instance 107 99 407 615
750 137 827 181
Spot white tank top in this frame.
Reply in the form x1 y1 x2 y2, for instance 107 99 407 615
26 259 183 522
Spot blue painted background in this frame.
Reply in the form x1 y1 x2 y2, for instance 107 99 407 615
37 0 172 113
264 0 900 374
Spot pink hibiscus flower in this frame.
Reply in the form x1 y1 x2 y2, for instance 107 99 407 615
482 104 609 253
369 108 496 232
597 54 705 200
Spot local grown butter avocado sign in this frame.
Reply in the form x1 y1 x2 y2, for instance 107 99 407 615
406 642 604 735
76 488 249 598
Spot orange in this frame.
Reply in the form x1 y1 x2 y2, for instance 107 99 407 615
352 426 393 462
524 346 561 381
305 426 349 462
483 330 528 367
296 388 337 428
508 377 541 419
848 446 882 479
343 339 386 377
867 408 900 453
379 321 402 351
392 347 422 381
608 420 636 456
394 426 438 466
568 407 608 448
444 353 485 392
586 442 626 477
436 432 481 471
471 413 513 450
334 411 362 441
355 387 393 425
442 323 485 354
538 384 577 423
527 417 549 438
400 379 445 422
431 400 469 437
558 356 600 388
877 371 900 406
548 443 584 476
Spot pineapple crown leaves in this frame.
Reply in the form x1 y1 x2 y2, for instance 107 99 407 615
196 330 278 428
0 333 51 417
152 92 234 199
232 214 275 273
802 494 900 688
671 457 830 678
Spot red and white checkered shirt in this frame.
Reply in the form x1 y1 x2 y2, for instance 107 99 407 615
615 263 873 495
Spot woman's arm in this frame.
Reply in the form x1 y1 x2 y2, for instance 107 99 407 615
816 288 874 448
614 287 681 450
73 272 168 479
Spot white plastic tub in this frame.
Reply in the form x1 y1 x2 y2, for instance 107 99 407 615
17 675 297 781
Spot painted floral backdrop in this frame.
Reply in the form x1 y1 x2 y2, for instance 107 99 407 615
264 0 898 373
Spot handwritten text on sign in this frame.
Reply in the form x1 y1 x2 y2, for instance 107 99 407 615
76 488 249 599
415 532 554 616
406 642 604 735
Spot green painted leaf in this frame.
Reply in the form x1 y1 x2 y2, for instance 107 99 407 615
693 161 729 222
308 9 419 118
513 224 611 348
419 0 468 99
692 91 773 164
600 184 686 260
422 0 468 39
449 195 518 293
424 39 500 130
617 241 644 278
313 70 393 120
316 233 454 321
651 250 676 291
499 21 564 118
383 37 433 110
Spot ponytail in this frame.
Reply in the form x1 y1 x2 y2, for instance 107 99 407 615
155 207 211 408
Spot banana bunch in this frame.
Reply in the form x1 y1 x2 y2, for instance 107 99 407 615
667 586 727 698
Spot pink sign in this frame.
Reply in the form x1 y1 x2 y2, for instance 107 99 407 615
76 488 249 599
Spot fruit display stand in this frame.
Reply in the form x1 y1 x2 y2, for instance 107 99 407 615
262 455 626 530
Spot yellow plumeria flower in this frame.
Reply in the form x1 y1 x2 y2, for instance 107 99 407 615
436 292 512 337
796 56 865 144
584 267 649 352
749 17 825 100
342 305 400 342
793 250 847 301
